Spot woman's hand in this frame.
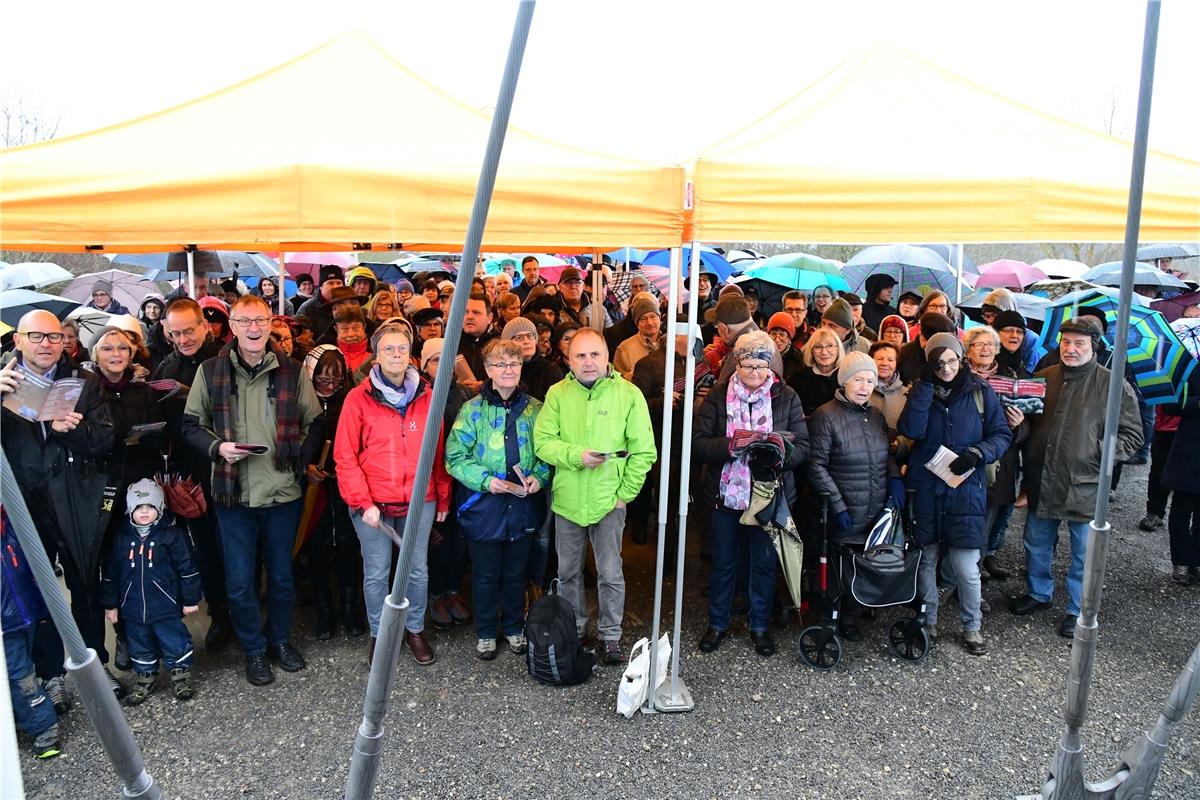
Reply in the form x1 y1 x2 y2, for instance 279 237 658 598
105 608 119 624
362 505 382 528
1005 405 1025 429
436 510 448 523
488 477 509 494
50 411 83 434
524 476 542 494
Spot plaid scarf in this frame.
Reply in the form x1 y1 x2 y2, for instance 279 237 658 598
205 342 303 506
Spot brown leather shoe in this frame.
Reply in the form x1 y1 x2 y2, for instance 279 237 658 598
404 631 436 666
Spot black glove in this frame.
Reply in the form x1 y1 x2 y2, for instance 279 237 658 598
748 447 780 480
948 448 982 476
920 360 939 383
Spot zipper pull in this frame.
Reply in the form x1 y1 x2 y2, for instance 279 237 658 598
6 544 17 568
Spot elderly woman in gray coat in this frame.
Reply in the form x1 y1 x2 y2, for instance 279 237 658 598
806 351 906 640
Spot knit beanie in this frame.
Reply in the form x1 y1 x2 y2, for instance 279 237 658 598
501 316 538 341
319 265 344 287
918 311 956 340
766 311 796 338
91 279 113 295
925 331 965 360
421 337 445 372
629 292 659 324
438 280 455 294
878 314 910 342
403 295 431 317
126 478 164 519
991 310 1026 331
395 278 415 295
837 350 878 387
821 298 855 331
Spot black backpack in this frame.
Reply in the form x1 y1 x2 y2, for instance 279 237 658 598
524 584 595 686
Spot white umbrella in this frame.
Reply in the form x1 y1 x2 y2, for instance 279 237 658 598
0 261 74 290
61 269 157 312
1031 258 1090 280
64 306 119 349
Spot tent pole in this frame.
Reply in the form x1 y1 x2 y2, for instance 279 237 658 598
343 3 536 798
278 251 287 315
672 248 682 315
955 244 964 305
654 240 700 713
1028 3 1172 799
186 250 195 299
1 452 162 799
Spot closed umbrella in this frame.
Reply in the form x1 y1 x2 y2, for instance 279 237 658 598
62 269 156 311
1080 261 1189 290
842 244 963 296
973 259 1047 290
0 289 78 326
0 261 74 291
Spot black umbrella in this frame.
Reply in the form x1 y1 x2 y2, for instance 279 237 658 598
45 454 116 600
0 289 78 326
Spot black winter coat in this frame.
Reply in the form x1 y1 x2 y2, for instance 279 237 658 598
521 355 564 402
788 362 838 418
693 377 809 510
151 337 224 487
807 391 895 539
1160 371 1200 494
95 373 169 489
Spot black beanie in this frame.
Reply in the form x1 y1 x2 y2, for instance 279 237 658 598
991 310 1026 331
918 311 956 340
319 264 344 287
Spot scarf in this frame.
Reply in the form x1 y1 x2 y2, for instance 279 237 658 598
720 372 776 510
932 366 969 405
369 363 420 412
100 370 133 394
338 338 371 373
969 358 999 380
206 342 302 506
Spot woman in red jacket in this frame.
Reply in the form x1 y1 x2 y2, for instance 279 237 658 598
334 322 450 667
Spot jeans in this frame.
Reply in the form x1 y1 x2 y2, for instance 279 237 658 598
125 617 195 674
708 508 778 633
919 544 983 630
556 506 626 642
1023 513 1090 615
1167 491 1200 567
353 500 433 636
1135 400 1155 461
468 535 533 639
4 628 57 738
984 503 1015 555
214 499 303 656
1146 430 1175 517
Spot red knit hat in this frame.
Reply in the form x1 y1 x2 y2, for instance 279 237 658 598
767 311 796 338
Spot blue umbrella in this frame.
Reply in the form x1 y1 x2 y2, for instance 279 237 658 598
358 262 412 285
1081 261 1189 290
642 246 734 281
604 248 649 265
110 253 172 275
241 275 299 296
843 244 961 296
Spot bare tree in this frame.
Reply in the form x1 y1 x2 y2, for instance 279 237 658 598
1 88 60 148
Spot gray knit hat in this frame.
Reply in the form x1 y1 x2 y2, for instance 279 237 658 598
822 297 855 331
126 478 164 519
501 316 538 340
837 350 878 387
925 331 964 360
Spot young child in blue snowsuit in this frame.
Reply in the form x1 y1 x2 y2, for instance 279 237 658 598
101 479 202 705
2 509 61 758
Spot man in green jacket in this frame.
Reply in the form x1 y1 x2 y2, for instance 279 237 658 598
183 295 323 686
534 328 656 664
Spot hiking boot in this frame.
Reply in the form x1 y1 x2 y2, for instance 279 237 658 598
1138 513 1164 532
245 654 274 686
114 636 132 672
506 634 528 655
125 673 157 706
1172 565 1193 585
962 629 988 656
1009 594 1052 615
405 631 436 666
446 593 472 625
104 666 127 699
32 726 60 759
1058 614 1077 638
170 668 195 701
937 585 956 606
750 630 776 657
204 615 232 651
267 641 306 672
924 625 939 646
698 627 726 653
429 596 453 630
43 676 71 714
476 638 498 661
598 639 623 665
838 620 865 642
982 555 1011 580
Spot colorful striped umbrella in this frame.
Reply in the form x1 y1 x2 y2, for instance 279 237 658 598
1039 288 1194 404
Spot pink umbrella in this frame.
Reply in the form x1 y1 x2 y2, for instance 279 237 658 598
974 259 1047 290
281 252 357 279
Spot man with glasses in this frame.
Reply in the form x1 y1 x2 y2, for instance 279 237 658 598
182 295 323 686
1 310 119 696
781 290 812 348
556 267 594 327
152 298 234 652
534 328 656 665
85 280 130 315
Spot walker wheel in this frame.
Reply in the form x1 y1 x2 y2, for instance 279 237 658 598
798 624 843 671
888 619 930 662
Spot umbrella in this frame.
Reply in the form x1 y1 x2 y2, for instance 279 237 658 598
0 261 74 291
61 269 157 311
642 246 734 281
958 288 1051 322
1151 290 1200 323
842 244 964 296
730 256 849 315
1080 261 1189 290
1170 318 1200 360
1136 243 1200 262
1039 289 1192 404
110 253 173 274
64 307 119 348
609 270 664 305
401 258 459 278
1026 278 1102 301
356 262 410 285
973 259 1047 290
212 252 279 279
913 244 979 277
726 248 768 265
1032 258 1091 279
604 248 649 265
638 265 678 298
283 252 358 279
0 289 79 326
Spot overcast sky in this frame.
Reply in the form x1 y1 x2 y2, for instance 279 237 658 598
3 0 1197 161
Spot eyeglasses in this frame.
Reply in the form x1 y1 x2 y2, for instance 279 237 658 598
812 343 837 352
926 303 949 313
440 292 453 300
487 362 522 373
969 341 996 350
167 325 201 340
511 332 537 342
738 363 770 373
20 331 65 343
936 356 961 369
231 317 271 328
379 345 409 357
92 292 110 298
314 376 341 386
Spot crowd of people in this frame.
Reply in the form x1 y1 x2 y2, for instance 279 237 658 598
7 250 1196 761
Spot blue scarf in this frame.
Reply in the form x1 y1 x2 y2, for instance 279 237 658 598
369 363 420 411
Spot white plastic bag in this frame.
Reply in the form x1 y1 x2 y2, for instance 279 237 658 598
616 634 671 719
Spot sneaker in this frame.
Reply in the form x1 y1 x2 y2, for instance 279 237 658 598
1172 565 1193 585
43 676 71 714
1138 513 1164 532
476 638 498 661
33 727 60 759
266 641 306 672
245 654 275 686
125 673 157 706
506 634 528 655
104 666 127 699
446 593 472 625
962 629 988 656
598 639 623 666
114 636 132 672
170 669 195 701
429 596 453 630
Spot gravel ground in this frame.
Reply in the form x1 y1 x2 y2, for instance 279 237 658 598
17 464 1200 800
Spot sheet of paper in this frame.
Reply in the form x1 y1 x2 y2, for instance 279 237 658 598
924 445 973 489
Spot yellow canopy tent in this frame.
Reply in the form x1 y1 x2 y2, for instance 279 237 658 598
0 33 684 253
691 45 1200 243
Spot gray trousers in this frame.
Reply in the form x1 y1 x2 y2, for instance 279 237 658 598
555 506 626 642
918 543 983 632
